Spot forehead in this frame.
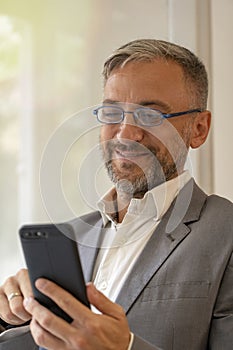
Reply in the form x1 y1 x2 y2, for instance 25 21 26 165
104 60 190 109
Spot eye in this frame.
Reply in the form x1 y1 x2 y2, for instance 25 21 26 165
135 108 162 126
96 106 123 124
103 110 120 118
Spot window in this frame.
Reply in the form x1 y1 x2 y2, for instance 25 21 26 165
0 16 24 282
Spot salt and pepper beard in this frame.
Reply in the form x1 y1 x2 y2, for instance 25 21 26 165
100 123 193 199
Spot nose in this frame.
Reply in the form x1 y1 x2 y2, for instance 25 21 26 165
116 112 144 142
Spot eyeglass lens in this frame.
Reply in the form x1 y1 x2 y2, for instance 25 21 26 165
96 106 163 126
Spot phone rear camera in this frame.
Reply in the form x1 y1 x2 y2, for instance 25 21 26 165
24 232 31 237
36 231 45 237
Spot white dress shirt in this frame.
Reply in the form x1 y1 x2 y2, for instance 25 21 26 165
92 171 191 349
93 171 191 301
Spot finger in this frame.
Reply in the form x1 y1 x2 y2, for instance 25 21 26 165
15 268 33 298
0 291 25 325
86 283 125 320
30 318 65 350
24 297 76 344
35 278 92 324
86 284 131 349
2 275 31 323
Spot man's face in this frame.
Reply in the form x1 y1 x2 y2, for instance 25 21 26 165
100 60 195 196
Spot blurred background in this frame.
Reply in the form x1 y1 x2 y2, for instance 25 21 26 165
0 0 232 282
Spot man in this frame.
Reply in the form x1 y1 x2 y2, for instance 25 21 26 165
0 39 232 350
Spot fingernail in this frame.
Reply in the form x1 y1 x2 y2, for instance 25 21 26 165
35 278 48 290
87 282 97 294
86 282 94 289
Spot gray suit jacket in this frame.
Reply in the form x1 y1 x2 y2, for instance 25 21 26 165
1 180 233 349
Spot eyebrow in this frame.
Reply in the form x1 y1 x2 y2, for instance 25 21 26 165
102 99 171 112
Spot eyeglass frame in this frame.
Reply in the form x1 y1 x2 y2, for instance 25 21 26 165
93 105 202 127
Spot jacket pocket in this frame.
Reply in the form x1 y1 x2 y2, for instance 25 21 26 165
141 280 211 302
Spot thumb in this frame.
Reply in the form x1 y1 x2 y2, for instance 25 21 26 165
86 283 124 319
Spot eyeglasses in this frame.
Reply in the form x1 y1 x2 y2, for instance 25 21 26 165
93 105 202 127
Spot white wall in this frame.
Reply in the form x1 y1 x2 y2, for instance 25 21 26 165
211 0 233 202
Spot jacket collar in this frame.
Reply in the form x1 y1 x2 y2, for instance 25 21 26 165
115 179 207 313
73 179 207 310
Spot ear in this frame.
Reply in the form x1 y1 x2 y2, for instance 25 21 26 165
190 111 211 149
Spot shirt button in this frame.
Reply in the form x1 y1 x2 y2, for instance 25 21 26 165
100 281 108 290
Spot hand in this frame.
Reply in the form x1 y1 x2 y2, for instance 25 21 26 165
24 279 131 350
0 268 33 325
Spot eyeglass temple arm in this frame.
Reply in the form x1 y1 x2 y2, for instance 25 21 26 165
163 109 202 119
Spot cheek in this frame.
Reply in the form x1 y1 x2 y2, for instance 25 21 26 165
144 130 166 153
148 122 186 151
100 125 117 142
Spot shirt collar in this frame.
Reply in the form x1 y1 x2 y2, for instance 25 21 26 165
97 171 191 227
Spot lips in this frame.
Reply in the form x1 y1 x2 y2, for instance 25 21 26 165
115 147 149 159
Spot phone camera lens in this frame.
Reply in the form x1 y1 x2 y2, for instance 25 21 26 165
24 232 31 237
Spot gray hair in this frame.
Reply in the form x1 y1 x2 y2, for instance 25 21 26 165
103 39 208 109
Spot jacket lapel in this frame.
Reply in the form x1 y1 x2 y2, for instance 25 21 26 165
69 212 103 283
116 180 207 313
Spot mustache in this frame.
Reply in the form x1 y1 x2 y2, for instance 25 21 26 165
105 140 155 154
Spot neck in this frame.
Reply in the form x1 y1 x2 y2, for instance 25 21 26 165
114 172 181 223
115 188 147 223
115 190 131 223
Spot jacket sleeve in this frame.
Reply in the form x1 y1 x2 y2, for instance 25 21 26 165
132 335 162 350
208 252 233 349
0 328 37 350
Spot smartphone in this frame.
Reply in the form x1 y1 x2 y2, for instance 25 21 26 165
19 223 90 323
